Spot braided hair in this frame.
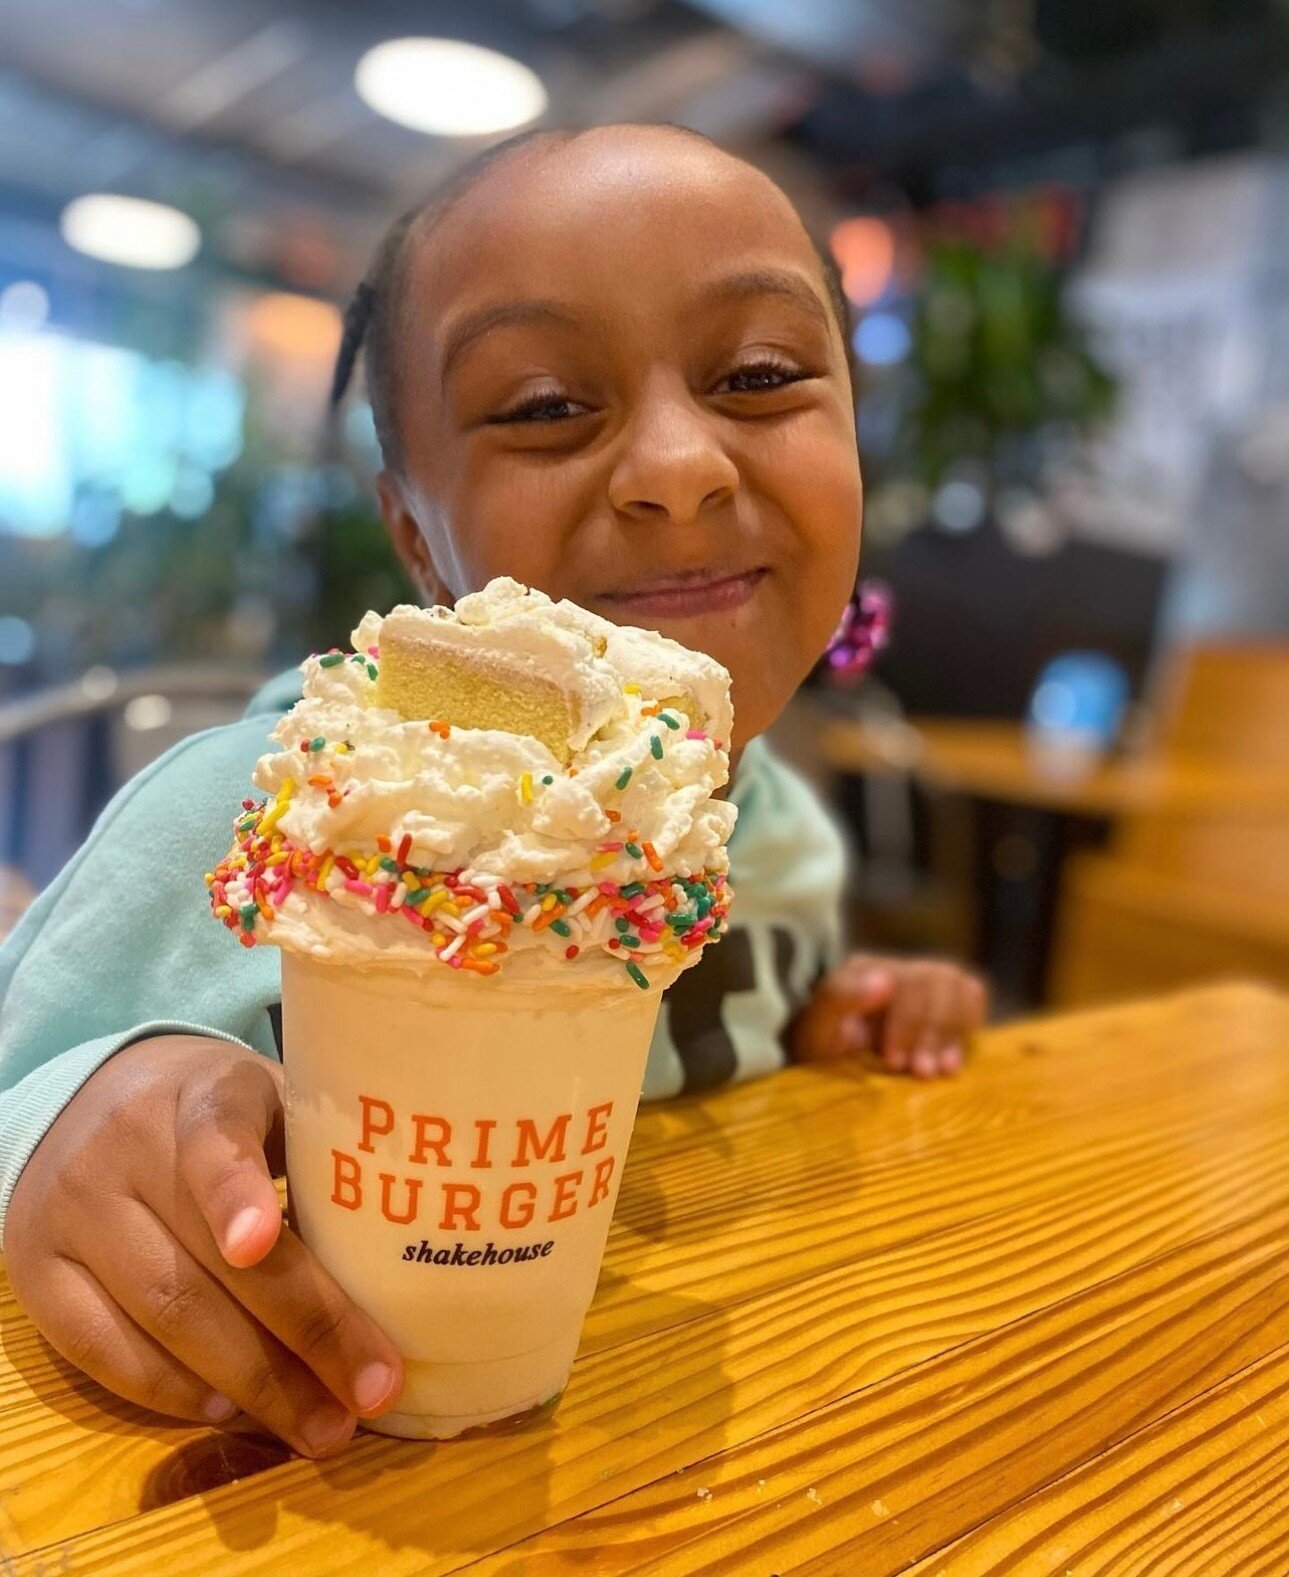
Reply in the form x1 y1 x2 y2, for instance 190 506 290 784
328 125 856 472
329 128 556 470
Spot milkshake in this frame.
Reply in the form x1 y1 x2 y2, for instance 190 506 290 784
207 578 735 1437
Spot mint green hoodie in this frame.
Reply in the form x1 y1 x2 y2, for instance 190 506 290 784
0 671 846 1244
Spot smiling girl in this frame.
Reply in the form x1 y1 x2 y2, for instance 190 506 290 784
0 122 985 1458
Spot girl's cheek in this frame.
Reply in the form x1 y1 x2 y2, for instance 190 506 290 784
780 440 864 667
754 427 862 572
447 459 580 591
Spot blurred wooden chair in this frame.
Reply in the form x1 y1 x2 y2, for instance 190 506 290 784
0 664 266 891
1051 642 1289 1004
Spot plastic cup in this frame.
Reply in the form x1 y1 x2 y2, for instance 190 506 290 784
279 949 667 1439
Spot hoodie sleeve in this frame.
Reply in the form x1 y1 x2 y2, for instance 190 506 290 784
642 738 849 1099
0 717 286 1247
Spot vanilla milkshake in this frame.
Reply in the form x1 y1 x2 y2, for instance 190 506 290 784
207 578 735 1438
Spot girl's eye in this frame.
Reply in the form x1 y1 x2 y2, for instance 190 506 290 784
489 392 589 424
488 358 813 423
720 358 810 393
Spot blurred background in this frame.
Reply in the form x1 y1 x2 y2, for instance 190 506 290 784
1 0 1287 1015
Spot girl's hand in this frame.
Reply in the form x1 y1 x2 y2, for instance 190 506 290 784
792 953 989 1079
5 1035 405 1456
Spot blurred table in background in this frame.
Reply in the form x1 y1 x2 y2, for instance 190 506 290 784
821 715 1289 819
822 643 1289 1010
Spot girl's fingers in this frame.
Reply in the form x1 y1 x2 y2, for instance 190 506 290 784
96 1197 358 1458
806 1011 871 1062
155 1168 404 1424
881 966 932 1073
910 1035 942 1080
940 973 983 1075
909 995 951 1078
891 966 970 1079
919 969 962 1079
962 973 990 1031
30 1254 235 1425
795 958 896 1062
831 960 897 1016
173 1056 285 1269
928 972 983 1076
816 958 985 1079
838 1013 872 1055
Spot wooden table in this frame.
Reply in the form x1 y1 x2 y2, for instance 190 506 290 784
819 715 1289 818
3 980 1288 1573
820 716 1289 1008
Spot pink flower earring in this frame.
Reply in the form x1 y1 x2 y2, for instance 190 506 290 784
825 579 892 681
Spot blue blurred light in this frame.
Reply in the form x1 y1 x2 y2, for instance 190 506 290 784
70 492 122 546
0 281 49 332
121 456 176 516
169 466 215 520
0 328 246 540
0 616 35 665
182 369 245 470
853 311 911 366
1028 653 1129 750
932 479 986 534
0 330 71 535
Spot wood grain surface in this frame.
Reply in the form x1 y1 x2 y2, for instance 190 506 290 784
1 980 1285 1574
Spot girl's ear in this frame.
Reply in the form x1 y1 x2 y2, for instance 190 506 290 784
376 470 451 608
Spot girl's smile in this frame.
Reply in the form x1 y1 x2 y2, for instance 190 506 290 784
598 564 770 621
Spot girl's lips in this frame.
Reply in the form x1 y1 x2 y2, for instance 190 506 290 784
599 567 768 619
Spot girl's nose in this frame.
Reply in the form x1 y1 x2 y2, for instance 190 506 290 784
607 391 739 526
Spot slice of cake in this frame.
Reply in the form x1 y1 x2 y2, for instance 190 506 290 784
373 586 622 762
372 578 735 759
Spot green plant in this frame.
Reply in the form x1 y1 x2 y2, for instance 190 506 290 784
309 498 414 649
904 214 1115 491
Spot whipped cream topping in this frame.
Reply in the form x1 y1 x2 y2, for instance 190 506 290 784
209 579 736 982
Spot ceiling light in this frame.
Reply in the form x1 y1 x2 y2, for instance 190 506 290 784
60 195 200 270
355 37 547 137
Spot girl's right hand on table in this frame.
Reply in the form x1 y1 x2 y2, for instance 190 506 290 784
5 1035 404 1456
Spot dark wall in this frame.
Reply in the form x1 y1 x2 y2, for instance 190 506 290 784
864 522 1169 718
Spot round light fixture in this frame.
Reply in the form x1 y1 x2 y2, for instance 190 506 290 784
355 37 547 137
60 195 200 270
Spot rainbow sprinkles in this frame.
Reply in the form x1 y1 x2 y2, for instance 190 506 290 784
207 775 730 991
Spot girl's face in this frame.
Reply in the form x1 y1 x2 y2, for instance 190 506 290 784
378 126 862 748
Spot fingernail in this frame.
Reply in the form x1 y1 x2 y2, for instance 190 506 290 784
301 1403 354 1456
225 1207 263 1257
911 1049 937 1079
940 1045 964 1074
353 1361 396 1414
204 1392 238 1423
